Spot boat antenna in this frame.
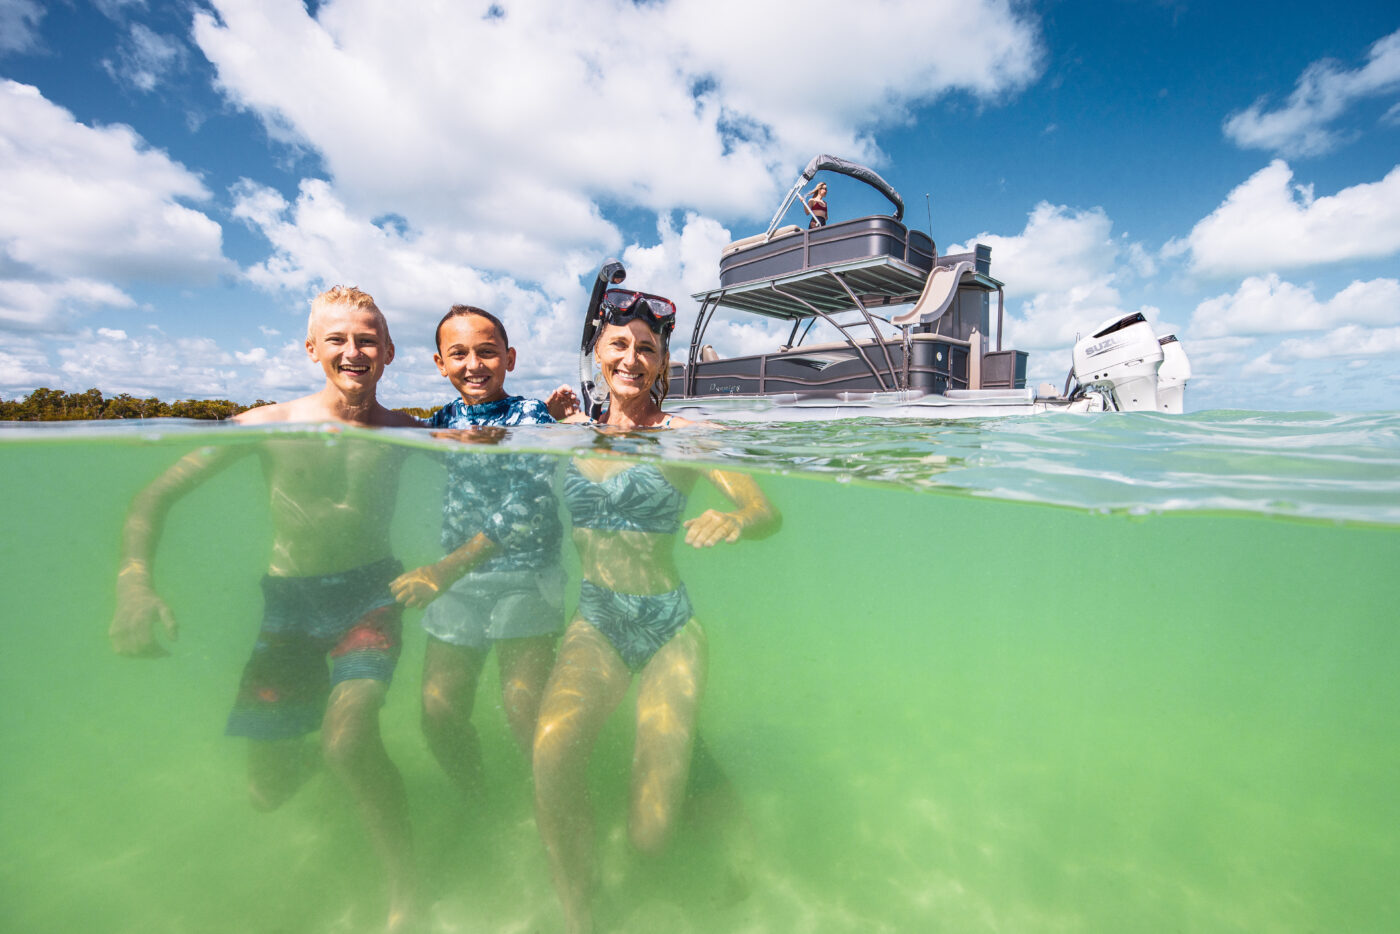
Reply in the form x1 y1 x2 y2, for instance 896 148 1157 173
925 193 933 242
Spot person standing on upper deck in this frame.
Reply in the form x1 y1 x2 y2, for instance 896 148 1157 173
804 181 829 228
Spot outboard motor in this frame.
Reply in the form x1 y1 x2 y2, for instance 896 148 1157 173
1156 334 1191 414
1071 313 1164 412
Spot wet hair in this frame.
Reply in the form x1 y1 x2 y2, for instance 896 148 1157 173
307 286 389 341
435 305 509 351
655 350 671 404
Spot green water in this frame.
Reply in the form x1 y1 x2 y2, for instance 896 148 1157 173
2 420 1398 933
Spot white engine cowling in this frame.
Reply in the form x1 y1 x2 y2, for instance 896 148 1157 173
1156 335 1191 414
1072 313 1164 412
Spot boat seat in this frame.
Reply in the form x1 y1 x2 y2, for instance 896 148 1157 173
699 344 720 362
721 225 802 258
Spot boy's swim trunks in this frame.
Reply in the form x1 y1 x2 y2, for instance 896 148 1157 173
421 564 567 650
225 557 404 740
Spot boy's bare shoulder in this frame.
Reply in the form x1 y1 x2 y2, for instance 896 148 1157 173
374 407 422 428
232 401 300 424
231 395 334 425
228 396 417 428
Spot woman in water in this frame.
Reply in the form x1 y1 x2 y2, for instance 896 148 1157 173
534 289 780 934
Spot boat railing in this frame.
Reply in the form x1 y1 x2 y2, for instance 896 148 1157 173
686 273 909 395
932 243 992 276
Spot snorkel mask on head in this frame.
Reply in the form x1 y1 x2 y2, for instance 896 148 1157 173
597 289 677 341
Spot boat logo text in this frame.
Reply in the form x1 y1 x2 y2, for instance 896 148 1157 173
1083 335 1125 358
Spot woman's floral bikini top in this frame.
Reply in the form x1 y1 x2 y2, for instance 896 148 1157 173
562 460 687 534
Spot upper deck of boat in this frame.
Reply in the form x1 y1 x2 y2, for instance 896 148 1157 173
694 214 1001 319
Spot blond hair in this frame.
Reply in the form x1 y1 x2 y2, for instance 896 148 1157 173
307 285 388 340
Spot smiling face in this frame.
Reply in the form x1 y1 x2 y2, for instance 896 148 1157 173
305 300 394 393
595 318 666 404
434 313 516 405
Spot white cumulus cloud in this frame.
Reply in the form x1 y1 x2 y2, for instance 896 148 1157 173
0 277 135 331
1224 28 1400 157
1188 274 1400 339
1167 160 1400 277
1245 324 1400 380
1274 324 1400 360
0 80 229 284
56 329 242 397
0 336 59 393
948 203 1167 355
193 0 1041 258
231 340 325 395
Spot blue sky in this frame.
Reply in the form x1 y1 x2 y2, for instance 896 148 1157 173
1 0 1397 412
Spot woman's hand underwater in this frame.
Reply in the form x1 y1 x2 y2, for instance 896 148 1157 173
683 509 744 548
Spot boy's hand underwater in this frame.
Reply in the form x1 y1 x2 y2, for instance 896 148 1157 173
110 564 178 657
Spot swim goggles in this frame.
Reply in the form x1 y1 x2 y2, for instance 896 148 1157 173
600 289 676 337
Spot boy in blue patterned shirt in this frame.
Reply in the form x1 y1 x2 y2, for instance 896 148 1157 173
390 306 566 799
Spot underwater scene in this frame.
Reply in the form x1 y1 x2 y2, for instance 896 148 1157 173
2 411 1398 933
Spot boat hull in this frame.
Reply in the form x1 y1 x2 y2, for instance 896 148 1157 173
665 388 1100 422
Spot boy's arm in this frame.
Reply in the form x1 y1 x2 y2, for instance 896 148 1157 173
683 469 782 548
390 532 499 608
110 443 252 657
392 423 556 607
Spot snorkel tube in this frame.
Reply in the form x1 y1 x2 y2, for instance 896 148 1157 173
579 259 627 420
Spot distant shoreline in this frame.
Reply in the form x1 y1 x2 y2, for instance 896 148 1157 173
1 388 434 421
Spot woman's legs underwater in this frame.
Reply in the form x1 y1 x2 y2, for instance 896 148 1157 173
630 618 707 853
533 620 631 934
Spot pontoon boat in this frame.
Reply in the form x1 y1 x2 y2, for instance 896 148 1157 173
658 156 1190 421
